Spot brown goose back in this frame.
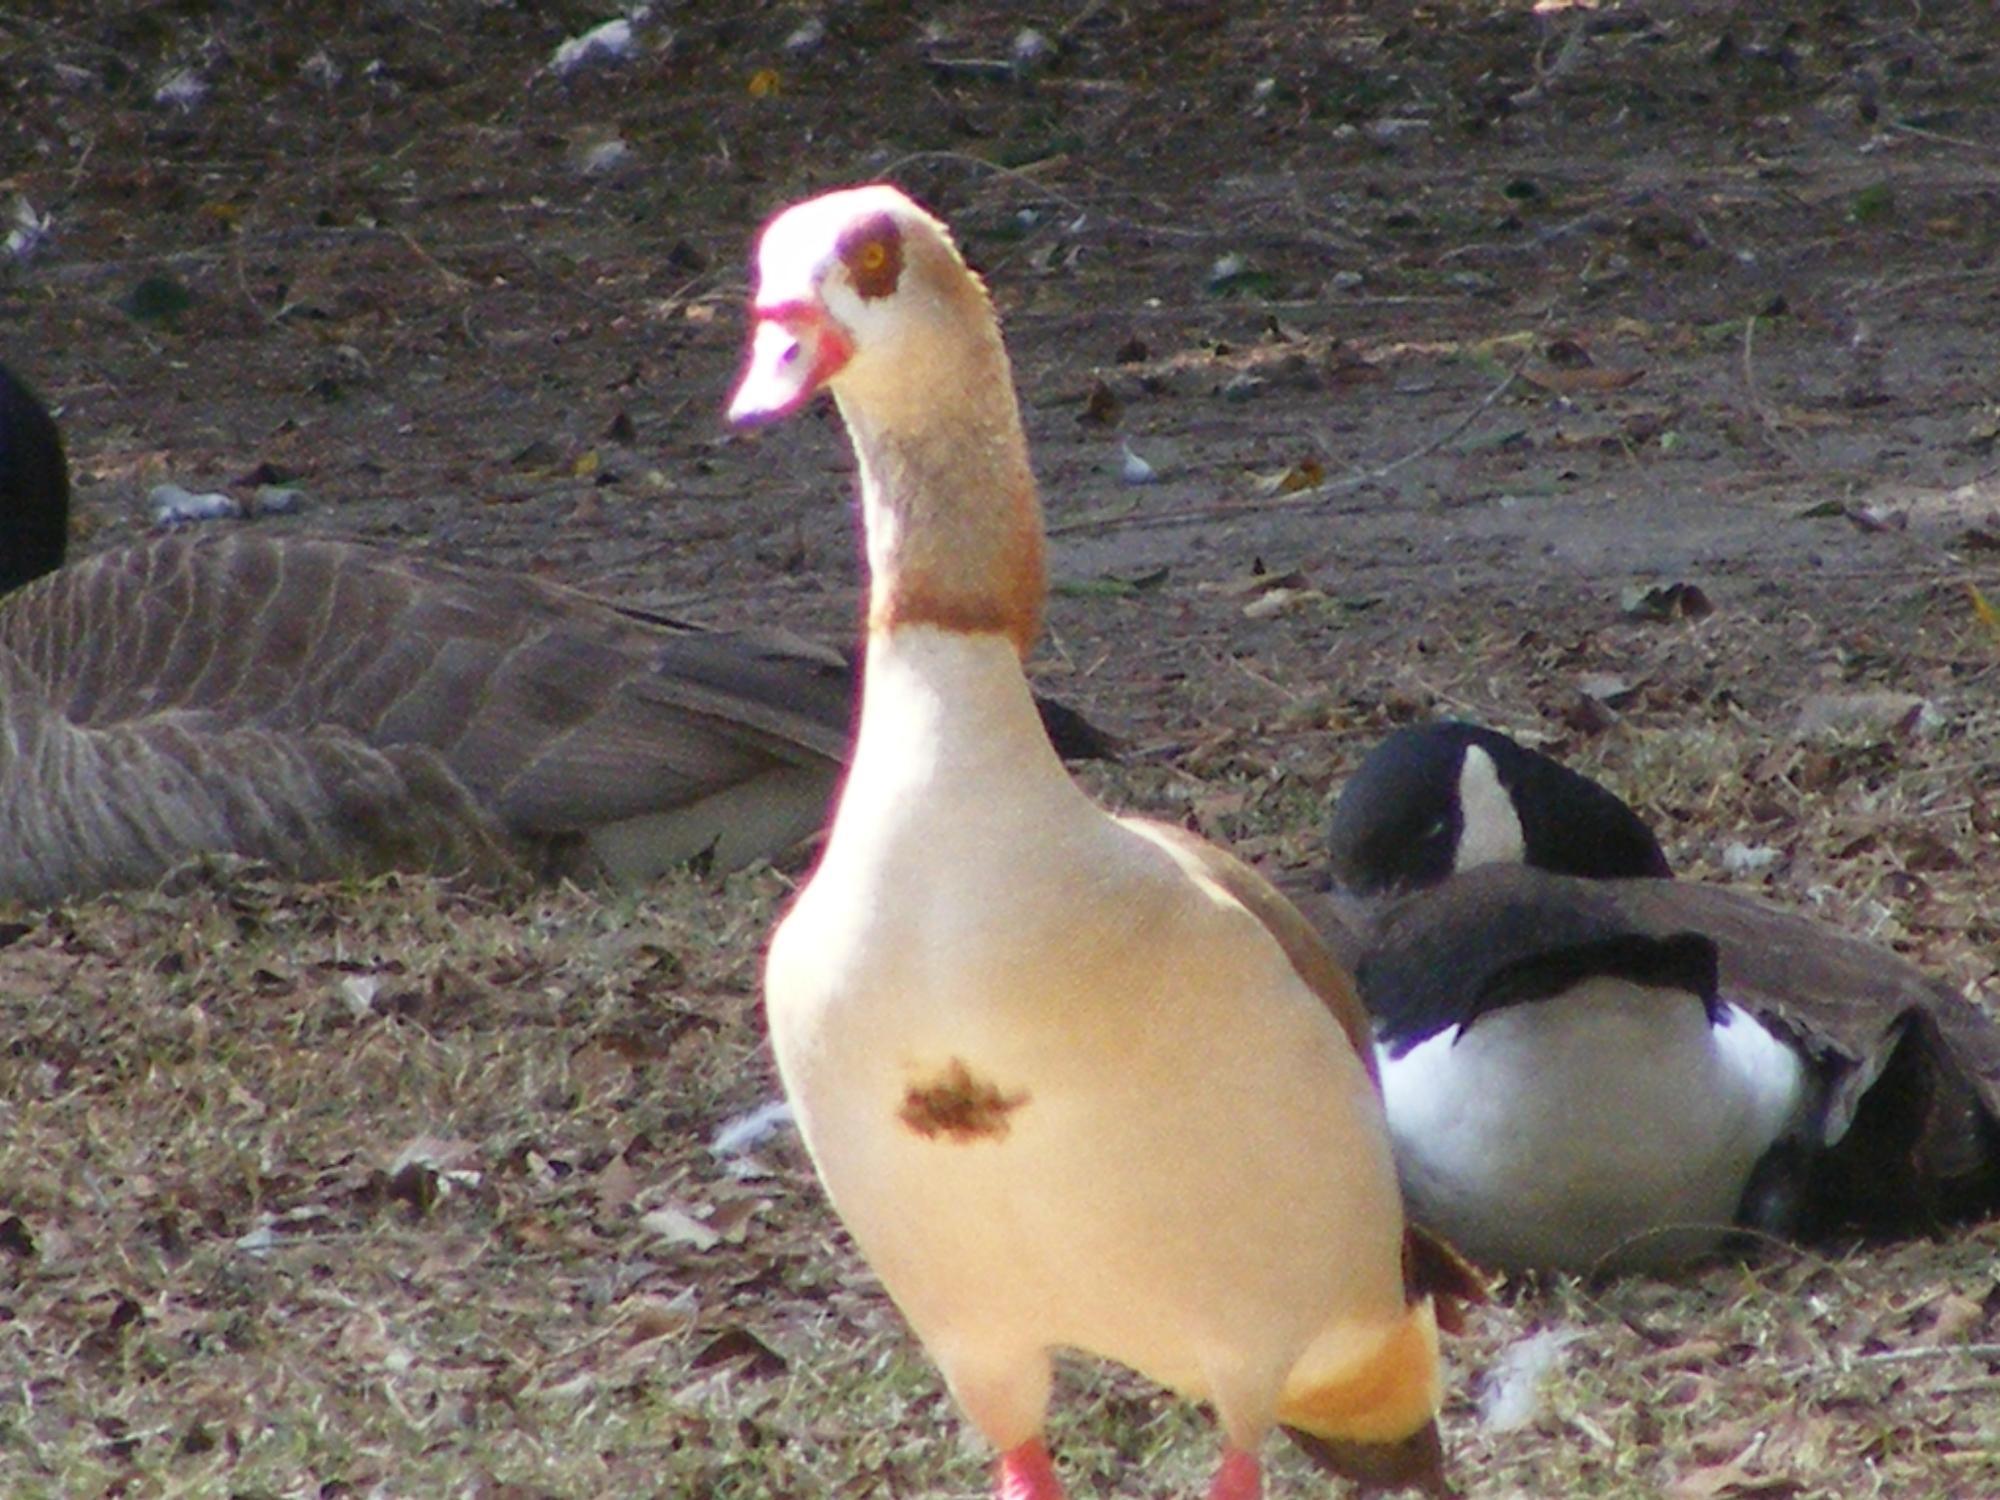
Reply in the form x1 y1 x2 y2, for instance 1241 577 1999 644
0 533 852 904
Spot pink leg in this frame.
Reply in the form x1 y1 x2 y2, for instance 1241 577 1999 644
1207 1446 1262 1500
998 1439 1065 1500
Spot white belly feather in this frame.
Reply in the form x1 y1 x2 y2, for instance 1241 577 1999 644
1377 979 1810 1272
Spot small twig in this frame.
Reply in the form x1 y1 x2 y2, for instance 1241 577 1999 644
65 130 96 191
923 55 1025 82
1888 120 2000 158
874 149 1087 213
870 149 1214 244
1436 206 1617 265
1740 312 1763 413
1229 654 1302 703
1507 15 1591 112
1053 0 1108 45
1048 343 1535 539
38 225 520 286
394 227 470 291
231 233 279 328
1739 313 1803 466
1849 1341 2000 1367
1388 666 1504 725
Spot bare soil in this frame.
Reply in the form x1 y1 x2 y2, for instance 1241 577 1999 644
4 2 1999 1496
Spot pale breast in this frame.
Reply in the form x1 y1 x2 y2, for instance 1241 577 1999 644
765 801 1409 1396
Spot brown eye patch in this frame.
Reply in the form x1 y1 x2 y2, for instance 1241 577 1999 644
838 213 904 300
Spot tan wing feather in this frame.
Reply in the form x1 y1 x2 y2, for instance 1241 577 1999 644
1118 818 1381 1085
1270 869 1375 977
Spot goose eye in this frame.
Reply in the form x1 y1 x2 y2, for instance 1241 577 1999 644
838 214 905 300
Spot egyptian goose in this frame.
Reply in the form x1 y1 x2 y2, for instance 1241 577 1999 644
0 359 1110 906
1309 720 2000 1272
732 186 1478 1499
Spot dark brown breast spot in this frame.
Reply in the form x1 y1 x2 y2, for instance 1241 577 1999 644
899 1058 1028 1143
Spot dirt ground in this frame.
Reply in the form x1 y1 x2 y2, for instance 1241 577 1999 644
4 2 2000 1496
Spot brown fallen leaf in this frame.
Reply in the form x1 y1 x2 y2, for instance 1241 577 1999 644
1576 672 1644 707
689 1327 788 1377
593 1153 641 1218
1241 456 1324 494
570 1039 639 1096
1077 379 1120 426
1326 350 1383 385
1794 691 1938 742
1668 1440 1806 1500
1621 581 1714 621
1562 690 1618 736
1523 363 1647 395
616 1290 698 1346
641 1203 720 1250
1840 502 1906 534
703 1194 768 1243
1665 1439 1760 1500
1922 1291 1986 1345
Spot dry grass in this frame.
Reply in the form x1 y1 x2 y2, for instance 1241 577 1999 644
6 0 2000 1494
4 757 1998 1500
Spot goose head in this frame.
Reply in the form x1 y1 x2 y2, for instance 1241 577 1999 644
727 185 1044 657
1 360 71 594
1327 720 1671 897
728 184 995 429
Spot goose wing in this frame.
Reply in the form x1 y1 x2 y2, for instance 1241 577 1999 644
1600 875 2000 1221
0 533 852 898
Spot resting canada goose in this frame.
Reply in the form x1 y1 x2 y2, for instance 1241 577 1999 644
0 359 1108 905
1 360 70 595
1313 720 2000 1273
736 186 1479 1500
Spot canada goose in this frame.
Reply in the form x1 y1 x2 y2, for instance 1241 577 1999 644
736 186 1479 1500
0 359 1106 905
1 360 70 595
1314 720 2000 1272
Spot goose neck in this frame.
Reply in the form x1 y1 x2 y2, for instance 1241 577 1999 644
837 359 1045 659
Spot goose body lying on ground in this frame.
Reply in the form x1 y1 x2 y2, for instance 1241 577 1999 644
0 359 1106 905
734 185 1479 1500
1309 720 2000 1273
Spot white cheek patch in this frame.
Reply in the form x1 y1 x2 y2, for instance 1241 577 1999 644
750 184 915 307
750 198 848 306
1453 744 1526 872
